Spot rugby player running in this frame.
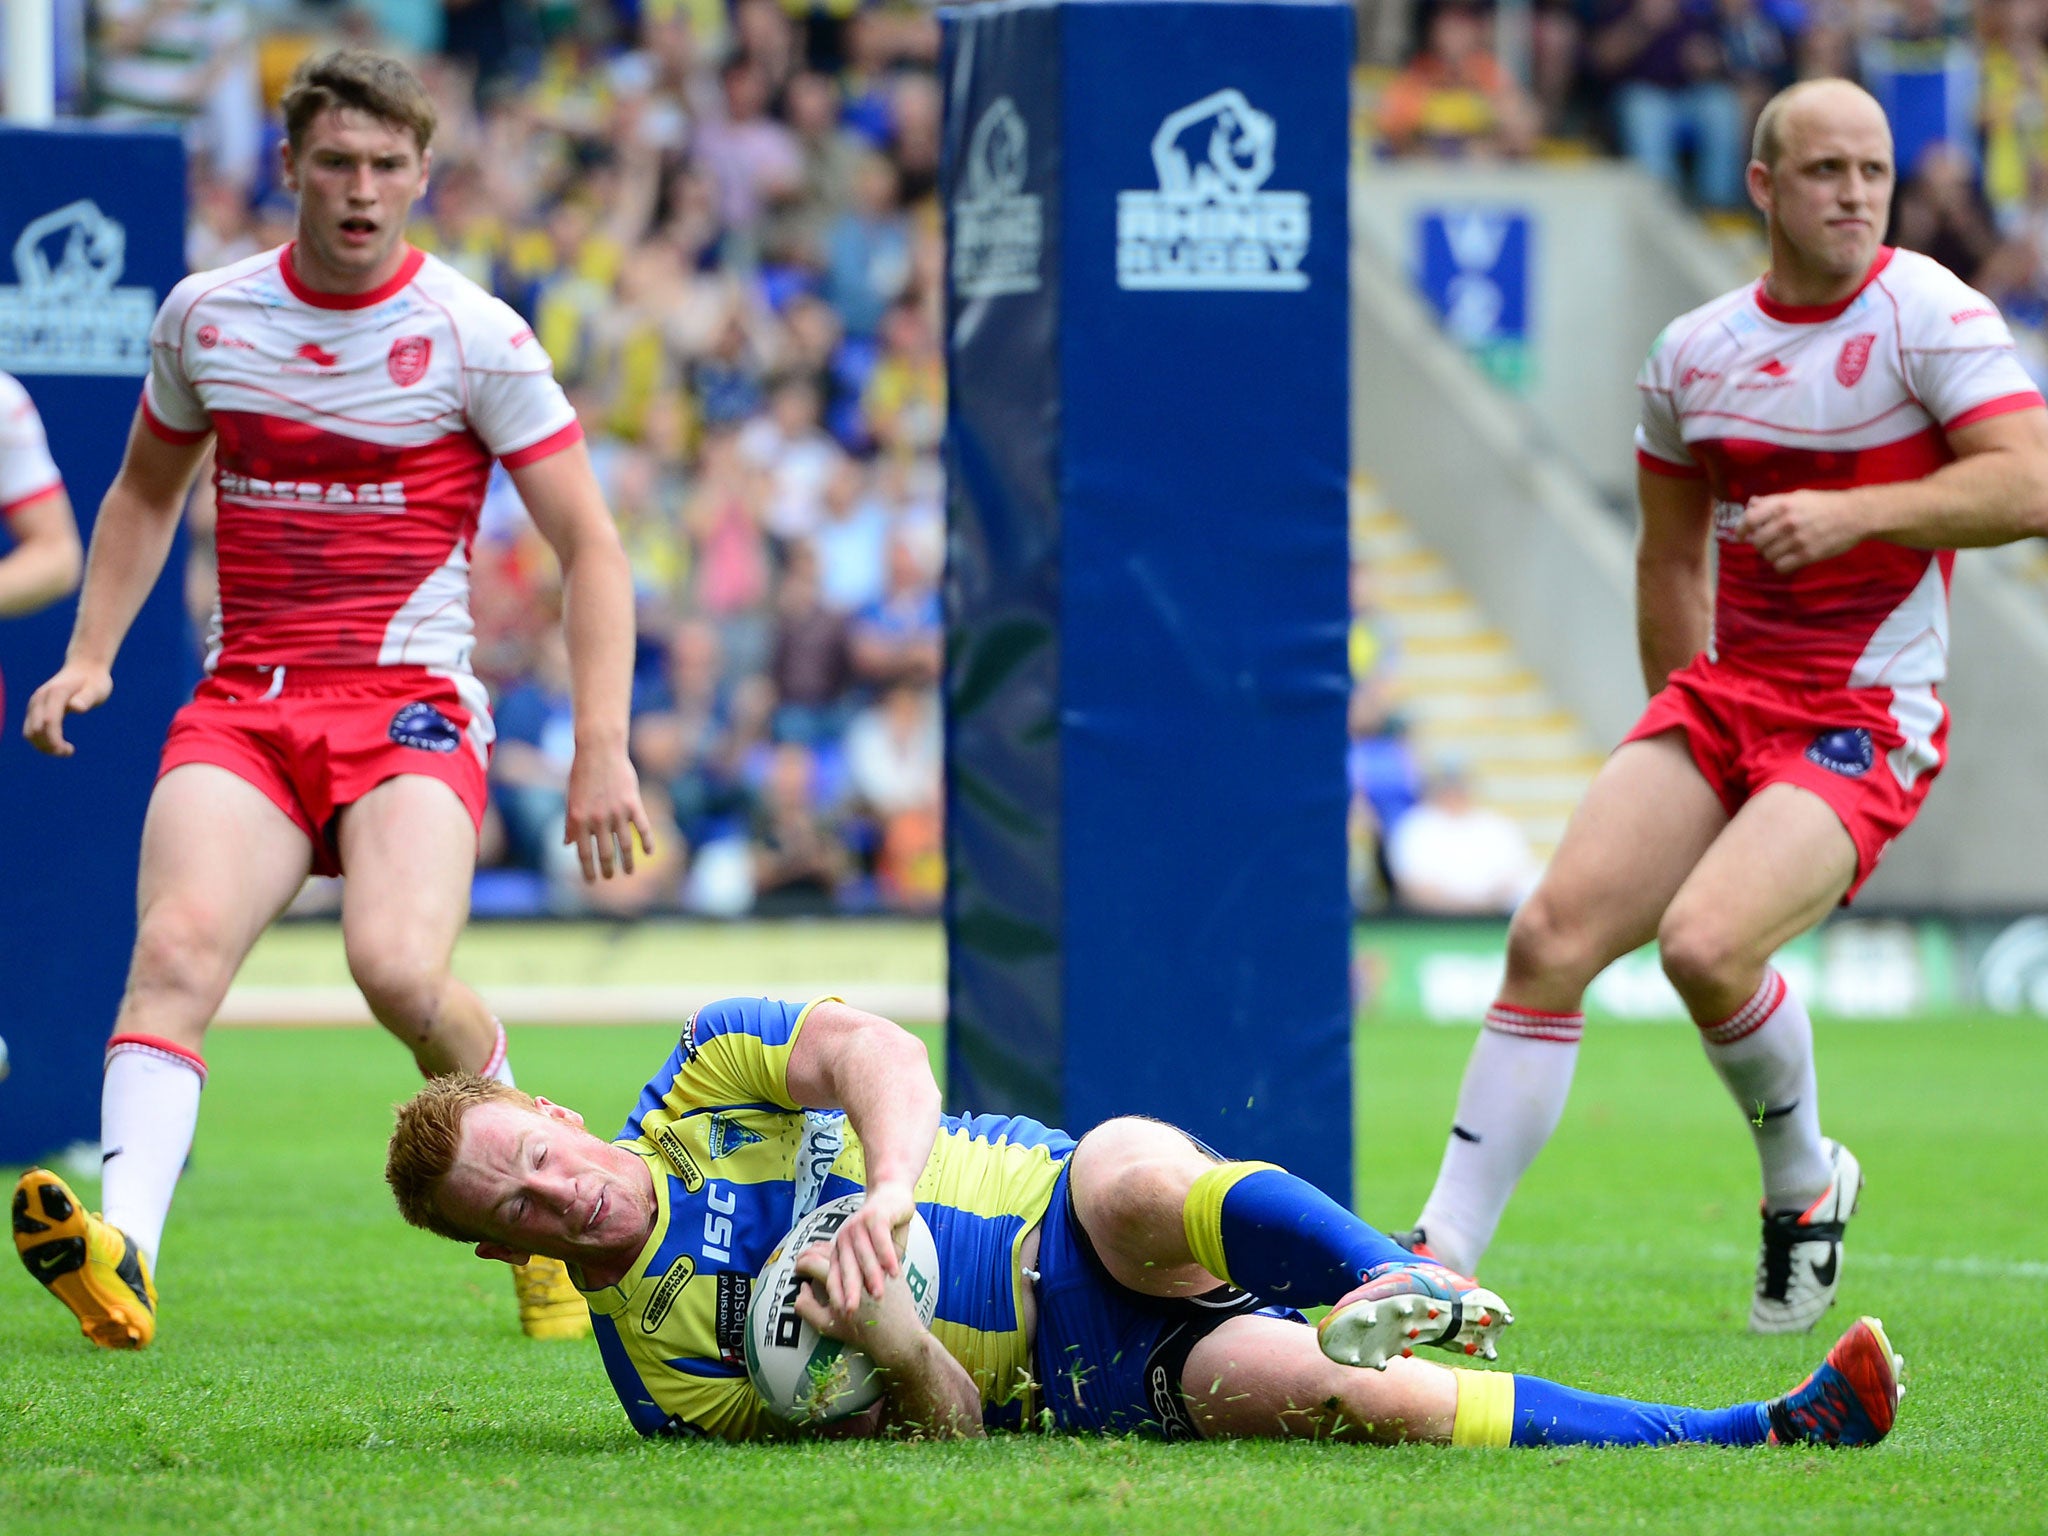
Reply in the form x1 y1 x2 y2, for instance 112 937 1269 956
1406 78 2048 1332
12 50 649 1349
385 996 1901 1449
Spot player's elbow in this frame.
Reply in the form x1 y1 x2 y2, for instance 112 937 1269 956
879 1022 934 1087
9 512 83 611
1635 540 1711 584
2015 462 2048 538
51 522 84 597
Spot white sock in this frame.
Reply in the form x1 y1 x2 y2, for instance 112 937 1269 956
1697 969 1830 1211
482 1018 515 1086
100 1035 207 1270
1415 1002 1583 1274
419 1018 516 1085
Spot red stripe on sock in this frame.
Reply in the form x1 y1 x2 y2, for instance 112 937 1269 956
106 1032 208 1083
1484 1001 1584 1043
1700 969 1786 1046
481 1019 507 1080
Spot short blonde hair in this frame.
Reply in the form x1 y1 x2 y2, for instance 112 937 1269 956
1751 77 1885 169
386 1073 534 1242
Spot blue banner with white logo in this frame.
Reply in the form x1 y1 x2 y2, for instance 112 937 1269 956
0 128 190 1162
944 0 1353 1199
1416 206 1533 389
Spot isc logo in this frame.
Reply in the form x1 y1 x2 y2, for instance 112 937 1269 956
702 1184 739 1264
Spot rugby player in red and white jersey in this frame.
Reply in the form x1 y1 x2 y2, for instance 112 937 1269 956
1404 79 2048 1332
0 369 84 711
11 50 650 1350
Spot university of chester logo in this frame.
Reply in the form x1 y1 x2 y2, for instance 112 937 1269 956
951 97 1041 298
1116 89 1309 292
0 200 157 376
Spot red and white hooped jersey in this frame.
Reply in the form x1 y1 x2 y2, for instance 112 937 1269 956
0 369 64 521
1635 246 2043 690
142 243 581 677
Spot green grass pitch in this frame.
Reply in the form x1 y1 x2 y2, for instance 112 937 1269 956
4 1014 2043 1535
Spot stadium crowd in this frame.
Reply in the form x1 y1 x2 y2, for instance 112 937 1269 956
145 1 950 918
1366 0 2048 388
48 0 2048 915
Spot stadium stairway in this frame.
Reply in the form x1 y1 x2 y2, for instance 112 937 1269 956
1354 476 1602 861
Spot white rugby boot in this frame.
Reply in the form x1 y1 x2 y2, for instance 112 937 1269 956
1317 1260 1513 1370
1751 1138 1862 1334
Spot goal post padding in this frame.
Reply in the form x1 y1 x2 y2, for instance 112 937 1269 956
0 129 191 1162
942 0 1354 1199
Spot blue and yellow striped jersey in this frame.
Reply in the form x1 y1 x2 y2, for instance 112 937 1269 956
579 996 1075 1440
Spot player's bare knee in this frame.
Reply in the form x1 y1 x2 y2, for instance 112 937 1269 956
1071 1117 1209 1250
345 939 447 1033
1503 891 1599 990
1656 909 1745 996
128 901 237 1005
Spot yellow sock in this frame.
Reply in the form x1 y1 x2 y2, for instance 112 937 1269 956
1451 1369 1516 1447
1180 1161 1283 1284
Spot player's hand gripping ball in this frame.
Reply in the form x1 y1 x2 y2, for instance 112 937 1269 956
744 1192 940 1423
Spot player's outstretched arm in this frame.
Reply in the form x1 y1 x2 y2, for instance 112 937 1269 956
1741 408 2048 571
24 411 208 756
784 1001 942 1306
1634 464 1714 693
0 487 82 616
510 439 652 881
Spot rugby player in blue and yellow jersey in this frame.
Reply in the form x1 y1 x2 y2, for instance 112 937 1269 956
385 996 1903 1449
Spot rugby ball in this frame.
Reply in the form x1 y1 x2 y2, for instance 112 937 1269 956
743 1192 940 1424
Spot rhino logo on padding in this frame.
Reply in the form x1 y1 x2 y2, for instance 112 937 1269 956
1117 88 1309 292
1149 89 1276 199
952 96 1041 298
0 199 157 375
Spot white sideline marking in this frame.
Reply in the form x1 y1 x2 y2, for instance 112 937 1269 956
1702 1243 2048 1283
215 983 949 1027
1512 1241 2048 1284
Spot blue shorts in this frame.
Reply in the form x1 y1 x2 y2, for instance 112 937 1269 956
1031 1162 1304 1438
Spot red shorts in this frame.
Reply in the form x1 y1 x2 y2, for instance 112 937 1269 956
158 665 493 877
1622 656 1947 902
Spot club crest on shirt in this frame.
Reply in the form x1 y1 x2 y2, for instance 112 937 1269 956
1805 727 1874 777
389 701 460 752
1836 333 1876 387
707 1114 765 1160
387 334 431 386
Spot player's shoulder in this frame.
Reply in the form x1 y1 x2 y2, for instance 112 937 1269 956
1642 284 1754 378
407 251 548 368
1872 247 2014 348
163 245 284 318
689 997 815 1052
0 368 32 414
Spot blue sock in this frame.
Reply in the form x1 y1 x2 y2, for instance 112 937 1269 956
1510 1376 1772 1447
1187 1164 1416 1305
